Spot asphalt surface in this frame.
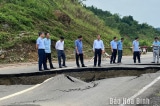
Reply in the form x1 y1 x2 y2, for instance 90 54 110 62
0 73 160 106
0 85 33 98
0 52 160 106
0 52 159 74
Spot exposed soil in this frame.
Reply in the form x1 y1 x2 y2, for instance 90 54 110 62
0 69 158 85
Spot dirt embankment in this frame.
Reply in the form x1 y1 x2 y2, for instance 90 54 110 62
0 43 37 63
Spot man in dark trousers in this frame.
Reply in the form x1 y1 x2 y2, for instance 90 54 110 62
110 37 117 64
117 38 124 63
93 35 105 67
132 37 141 63
55 36 67 68
75 35 87 68
44 32 56 69
36 32 49 71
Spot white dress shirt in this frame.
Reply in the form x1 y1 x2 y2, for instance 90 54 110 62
55 40 64 50
93 39 104 50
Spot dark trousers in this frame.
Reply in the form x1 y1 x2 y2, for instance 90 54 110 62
110 49 117 63
133 51 141 63
117 50 123 63
38 49 47 70
45 53 54 68
57 50 66 67
76 53 84 67
94 49 102 66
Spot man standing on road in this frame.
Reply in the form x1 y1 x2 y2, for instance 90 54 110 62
117 38 124 63
36 32 49 71
44 32 56 69
132 37 141 63
110 37 117 64
93 35 105 67
55 36 67 68
75 35 87 68
152 37 160 63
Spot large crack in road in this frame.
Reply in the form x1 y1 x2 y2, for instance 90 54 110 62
0 68 159 85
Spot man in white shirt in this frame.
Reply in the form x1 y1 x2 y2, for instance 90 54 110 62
93 35 105 67
55 36 67 68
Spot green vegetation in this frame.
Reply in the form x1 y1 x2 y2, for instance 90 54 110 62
0 0 120 50
0 0 159 63
156 28 160 32
86 6 160 46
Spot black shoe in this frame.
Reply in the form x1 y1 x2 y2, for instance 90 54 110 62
63 65 67 67
59 66 62 68
82 65 87 67
151 62 155 63
44 68 50 70
51 67 56 69
39 70 44 71
98 65 101 67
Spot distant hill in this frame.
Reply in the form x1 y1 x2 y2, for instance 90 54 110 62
156 28 160 31
86 6 160 46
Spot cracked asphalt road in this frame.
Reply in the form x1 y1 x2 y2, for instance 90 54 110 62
0 73 160 106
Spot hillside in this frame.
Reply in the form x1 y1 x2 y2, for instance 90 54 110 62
86 6 160 46
156 28 160 32
0 0 120 63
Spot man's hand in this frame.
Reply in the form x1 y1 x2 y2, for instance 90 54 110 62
76 50 79 55
102 50 105 54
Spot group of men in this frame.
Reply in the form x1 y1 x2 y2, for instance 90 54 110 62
37 31 154 71
93 35 141 67
110 36 141 64
36 32 67 71
92 36 125 65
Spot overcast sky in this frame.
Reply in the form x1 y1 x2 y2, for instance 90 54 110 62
83 0 160 28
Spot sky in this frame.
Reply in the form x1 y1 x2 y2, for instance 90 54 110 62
83 0 160 28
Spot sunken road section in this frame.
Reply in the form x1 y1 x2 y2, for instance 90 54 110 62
0 66 160 85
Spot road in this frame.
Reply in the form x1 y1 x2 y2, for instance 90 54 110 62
0 52 160 106
0 52 156 74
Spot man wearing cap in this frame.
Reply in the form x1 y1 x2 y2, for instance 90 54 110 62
36 32 49 71
55 36 67 68
44 32 56 69
152 37 160 63
75 35 87 68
